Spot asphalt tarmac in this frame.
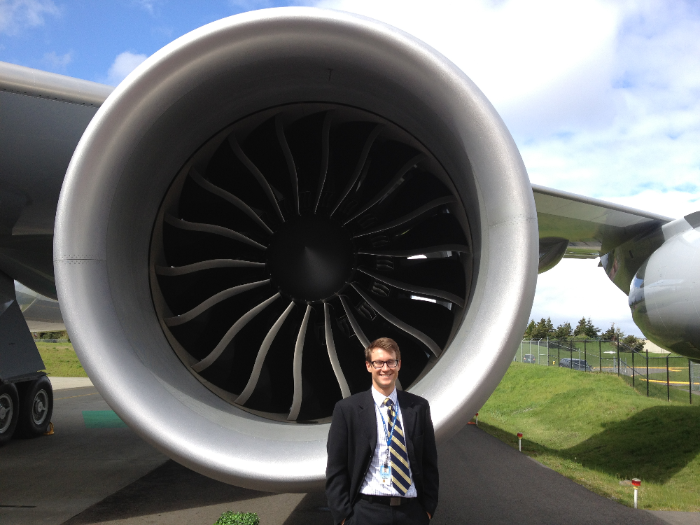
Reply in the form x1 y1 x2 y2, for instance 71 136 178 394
1 383 698 525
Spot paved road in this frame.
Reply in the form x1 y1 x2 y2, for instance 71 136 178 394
1 384 698 525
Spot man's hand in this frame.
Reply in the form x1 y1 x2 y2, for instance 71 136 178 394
427 512 432 520
341 520 346 525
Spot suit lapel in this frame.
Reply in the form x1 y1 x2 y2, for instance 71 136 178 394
359 389 377 452
397 390 416 440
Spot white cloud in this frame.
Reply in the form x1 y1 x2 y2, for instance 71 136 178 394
0 0 59 35
42 50 71 71
106 51 148 86
132 0 162 15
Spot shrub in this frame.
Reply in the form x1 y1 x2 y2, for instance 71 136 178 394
214 511 260 525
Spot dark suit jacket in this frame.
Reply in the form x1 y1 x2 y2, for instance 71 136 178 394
326 389 439 525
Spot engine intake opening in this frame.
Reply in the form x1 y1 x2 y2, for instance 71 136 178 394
150 103 472 422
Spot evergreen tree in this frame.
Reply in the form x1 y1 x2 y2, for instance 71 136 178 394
584 318 600 338
545 317 554 334
602 323 623 342
553 322 572 340
524 320 535 339
532 317 554 339
573 317 587 337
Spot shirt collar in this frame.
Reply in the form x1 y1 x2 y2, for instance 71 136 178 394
371 385 398 407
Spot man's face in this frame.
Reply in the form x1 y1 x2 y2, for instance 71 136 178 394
366 347 401 392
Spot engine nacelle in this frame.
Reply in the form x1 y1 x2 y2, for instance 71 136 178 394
629 213 700 360
54 8 537 491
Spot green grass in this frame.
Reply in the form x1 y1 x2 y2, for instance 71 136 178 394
478 362 700 511
36 341 87 377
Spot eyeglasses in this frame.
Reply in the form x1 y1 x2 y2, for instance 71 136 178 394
370 359 399 369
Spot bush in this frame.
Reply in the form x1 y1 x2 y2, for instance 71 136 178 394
214 511 259 525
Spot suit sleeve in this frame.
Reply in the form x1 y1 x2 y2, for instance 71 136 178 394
422 403 439 517
326 402 352 525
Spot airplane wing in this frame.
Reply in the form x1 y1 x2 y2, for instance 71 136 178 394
532 184 672 273
0 61 112 298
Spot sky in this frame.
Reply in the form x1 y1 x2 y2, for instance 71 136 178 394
2 0 699 337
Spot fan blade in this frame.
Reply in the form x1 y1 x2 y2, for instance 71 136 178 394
330 124 382 217
155 259 265 276
276 115 299 216
190 169 274 235
339 295 370 349
343 153 424 226
358 244 470 257
165 279 270 326
236 301 296 405
229 136 285 222
164 215 266 250
351 284 441 357
192 293 281 372
314 112 333 213
353 196 457 238
288 304 312 421
324 302 351 398
357 268 464 308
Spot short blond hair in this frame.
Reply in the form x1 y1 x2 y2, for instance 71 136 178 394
365 337 401 362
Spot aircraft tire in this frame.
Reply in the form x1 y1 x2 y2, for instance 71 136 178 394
16 376 53 438
0 382 19 445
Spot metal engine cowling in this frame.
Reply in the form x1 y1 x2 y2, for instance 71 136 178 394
54 8 538 491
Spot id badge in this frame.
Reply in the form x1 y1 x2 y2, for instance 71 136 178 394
379 463 391 484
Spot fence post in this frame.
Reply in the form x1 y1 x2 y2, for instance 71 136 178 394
667 354 670 402
632 350 635 390
599 340 602 372
547 338 550 366
584 340 587 370
617 339 620 376
646 348 649 397
570 340 573 369
690 359 693 405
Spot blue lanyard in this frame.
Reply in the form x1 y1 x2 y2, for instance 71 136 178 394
377 400 399 449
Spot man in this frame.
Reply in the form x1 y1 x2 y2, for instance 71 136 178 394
326 337 439 525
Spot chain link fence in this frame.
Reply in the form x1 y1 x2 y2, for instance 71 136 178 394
516 339 700 404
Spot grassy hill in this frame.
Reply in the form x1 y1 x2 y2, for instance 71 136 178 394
478 362 700 511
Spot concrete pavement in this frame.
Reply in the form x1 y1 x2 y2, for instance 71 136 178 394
1 384 698 524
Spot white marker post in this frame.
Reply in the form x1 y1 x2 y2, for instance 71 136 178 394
475 412 479 426
517 432 523 452
632 478 641 508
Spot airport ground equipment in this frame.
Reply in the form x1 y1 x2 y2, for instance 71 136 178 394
0 272 54 444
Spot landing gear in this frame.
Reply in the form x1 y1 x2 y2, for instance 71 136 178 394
0 382 19 445
17 376 53 437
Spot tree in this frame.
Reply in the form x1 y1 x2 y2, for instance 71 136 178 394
602 323 623 342
524 320 535 339
531 317 554 340
584 318 600 338
553 322 572 340
621 335 645 352
573 317 587 337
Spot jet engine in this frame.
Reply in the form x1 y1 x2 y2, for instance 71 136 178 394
54 8 538 491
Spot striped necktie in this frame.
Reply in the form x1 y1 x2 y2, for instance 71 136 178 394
383 398 412 495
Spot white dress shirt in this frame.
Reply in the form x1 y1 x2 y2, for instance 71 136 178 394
359 386 417 497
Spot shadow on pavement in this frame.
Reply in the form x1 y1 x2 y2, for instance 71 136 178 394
63 461 270 524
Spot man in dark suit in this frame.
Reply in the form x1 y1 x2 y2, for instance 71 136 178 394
326 337 439 525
